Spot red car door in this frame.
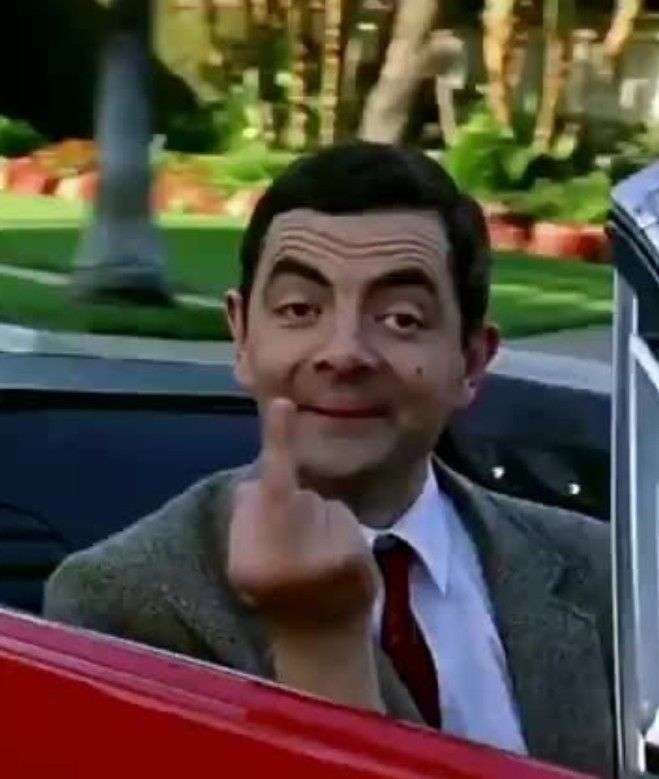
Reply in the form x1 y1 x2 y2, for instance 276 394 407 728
0 608 594 779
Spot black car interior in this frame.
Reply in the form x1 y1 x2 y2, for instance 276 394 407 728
0 359 610 615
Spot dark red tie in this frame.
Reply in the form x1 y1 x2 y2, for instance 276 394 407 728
375 535 441 728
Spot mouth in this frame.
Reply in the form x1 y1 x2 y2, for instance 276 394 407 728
297 403 388 420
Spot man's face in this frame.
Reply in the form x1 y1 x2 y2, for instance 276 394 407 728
228 208 497 482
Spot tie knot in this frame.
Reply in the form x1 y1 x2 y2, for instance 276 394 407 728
374 534 412 560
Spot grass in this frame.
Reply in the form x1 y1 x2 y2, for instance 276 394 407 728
0 273 228 341
0 223 243 297
490 253 613 337
0 192 87 223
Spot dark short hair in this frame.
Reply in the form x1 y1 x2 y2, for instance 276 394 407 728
239 141 492 340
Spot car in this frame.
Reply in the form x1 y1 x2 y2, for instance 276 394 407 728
0 335 609 779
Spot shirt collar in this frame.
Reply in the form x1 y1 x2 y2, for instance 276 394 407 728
362 462 451 595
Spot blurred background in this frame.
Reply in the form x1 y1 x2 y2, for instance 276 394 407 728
0 0 654 344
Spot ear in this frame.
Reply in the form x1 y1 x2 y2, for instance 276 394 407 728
225 289 254 389
457 323 500 409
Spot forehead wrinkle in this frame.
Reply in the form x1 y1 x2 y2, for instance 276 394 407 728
270 232 448 279
265 209 449 258
278 219 445 256
274 235 444 267
278 232 445 264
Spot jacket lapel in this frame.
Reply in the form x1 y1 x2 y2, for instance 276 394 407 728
433 459 613 774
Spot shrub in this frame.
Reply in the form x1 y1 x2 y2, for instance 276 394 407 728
207 145 295 190
443 104 594 197
0 116 46 158
164 107 224 155
505 171 611 225
165 75 269 156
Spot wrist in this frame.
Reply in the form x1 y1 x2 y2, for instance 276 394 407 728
270 620 384 713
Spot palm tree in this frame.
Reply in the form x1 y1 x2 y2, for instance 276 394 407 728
319 0 345 146
533 0 575 150
286 0 313 149
482 0 518 128
72 0 172 306
603 0 643 63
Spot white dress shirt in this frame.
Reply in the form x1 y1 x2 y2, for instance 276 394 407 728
362 464 528 755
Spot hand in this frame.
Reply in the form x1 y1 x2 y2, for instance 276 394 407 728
227 398 383 712
228 397 379 633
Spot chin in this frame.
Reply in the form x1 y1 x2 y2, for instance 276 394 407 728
296 438 394 483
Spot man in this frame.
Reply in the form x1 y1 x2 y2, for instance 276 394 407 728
44 143 614 776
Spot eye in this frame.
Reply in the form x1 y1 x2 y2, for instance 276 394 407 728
274 301 320 325
380 311 425 335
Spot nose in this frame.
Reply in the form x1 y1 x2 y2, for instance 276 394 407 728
313 315 379 376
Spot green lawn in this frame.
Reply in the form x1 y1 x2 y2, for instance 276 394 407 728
0 192 87 223
490 253 613 338
0 274 228 341
0 193 614 340
0 223 243 297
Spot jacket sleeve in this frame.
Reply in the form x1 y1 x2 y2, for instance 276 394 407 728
43 549 216 663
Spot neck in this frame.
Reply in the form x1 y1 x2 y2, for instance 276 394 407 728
299 458 429 530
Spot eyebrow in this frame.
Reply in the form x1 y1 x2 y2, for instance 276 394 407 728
368 267 438 298
264 257 331 290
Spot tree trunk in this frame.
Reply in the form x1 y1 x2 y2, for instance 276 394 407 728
533 0 575 151
359 0 440 144
72 0 172 306
505 0 534 110
285 0 312 150
249 0 270 27
432 29 466 145
603 0 642 63
319 0 344 146
482 0 518 128
337 0 376 139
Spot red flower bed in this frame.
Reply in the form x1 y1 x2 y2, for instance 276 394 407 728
4 157 57 196
486 211 533 252
482 202 609 263
153 169 226 215
54 171 99 202
529 221 608 263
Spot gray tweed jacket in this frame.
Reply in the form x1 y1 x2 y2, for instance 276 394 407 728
43 460 614 777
